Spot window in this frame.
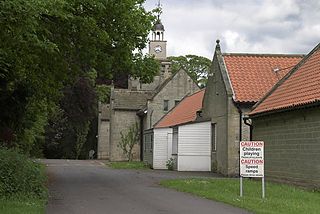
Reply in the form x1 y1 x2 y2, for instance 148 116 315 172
211 123 216 151
163 100 169 111
174 100 180 106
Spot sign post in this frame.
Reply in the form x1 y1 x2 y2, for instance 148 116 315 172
239 141 265 198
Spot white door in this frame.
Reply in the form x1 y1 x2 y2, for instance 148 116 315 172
153 128 172 169
178 122 211 171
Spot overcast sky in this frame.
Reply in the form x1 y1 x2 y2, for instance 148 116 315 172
144 0 320 59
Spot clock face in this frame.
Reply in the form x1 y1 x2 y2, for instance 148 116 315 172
154 45 162 53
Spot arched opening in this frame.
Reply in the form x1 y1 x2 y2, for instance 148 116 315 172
156 32 160 40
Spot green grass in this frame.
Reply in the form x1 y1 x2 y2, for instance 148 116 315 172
108 161 150 169
161 178 320 214
0 196 46 214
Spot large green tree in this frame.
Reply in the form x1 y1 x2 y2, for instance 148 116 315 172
0 0 159 155
168 55 211 87
0 0 63 152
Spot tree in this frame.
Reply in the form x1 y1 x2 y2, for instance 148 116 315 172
41 0 159 82
168 55 211 88
44 76 97 159
118 123 140 161
0 0 64 153
0 0 159 155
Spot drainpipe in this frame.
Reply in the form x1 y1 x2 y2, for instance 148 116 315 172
236 106 242 143
243 116 253 141
137 109 147 161
149 110 154 129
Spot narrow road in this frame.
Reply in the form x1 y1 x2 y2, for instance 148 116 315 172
44 159 250 214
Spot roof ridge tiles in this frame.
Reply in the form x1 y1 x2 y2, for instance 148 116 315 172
222 53 305 57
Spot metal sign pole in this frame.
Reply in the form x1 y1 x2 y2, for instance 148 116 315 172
240 176 243 197
262 177 265 198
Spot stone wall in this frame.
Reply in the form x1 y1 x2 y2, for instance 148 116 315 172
97 121 110 159
97 104 110 159
109 110 141 161
145 69 199 129
252 107 320 188
201 50 252 176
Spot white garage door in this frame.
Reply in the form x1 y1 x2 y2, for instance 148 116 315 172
178 122 211 171
153 128 172 169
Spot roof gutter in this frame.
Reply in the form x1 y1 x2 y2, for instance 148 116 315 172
249 101 320 118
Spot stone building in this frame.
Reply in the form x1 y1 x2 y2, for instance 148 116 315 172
249 43 320 188
97 15 199 161
199 40 303 176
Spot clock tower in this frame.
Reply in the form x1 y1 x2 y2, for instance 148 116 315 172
149 6 167 60
128 1 171 90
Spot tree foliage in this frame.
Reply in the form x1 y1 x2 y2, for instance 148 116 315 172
44 76 97 159
0 0 158 155
118 123 140 162
168 55 211 88
0 0 63 153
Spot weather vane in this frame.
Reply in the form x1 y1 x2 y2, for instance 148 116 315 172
156 0 162 8
156 0 163 19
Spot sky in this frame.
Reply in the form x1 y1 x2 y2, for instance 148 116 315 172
143 0 320 59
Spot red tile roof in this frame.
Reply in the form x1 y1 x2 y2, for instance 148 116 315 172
223 54 303 103
250 44 320 115
155 89 205 128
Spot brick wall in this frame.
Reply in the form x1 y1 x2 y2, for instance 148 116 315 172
252 107 320 188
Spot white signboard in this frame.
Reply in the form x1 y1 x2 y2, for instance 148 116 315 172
240 141 264 177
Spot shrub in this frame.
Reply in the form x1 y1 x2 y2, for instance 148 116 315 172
118 123 140 161
166 158 175 170
0 147 47 198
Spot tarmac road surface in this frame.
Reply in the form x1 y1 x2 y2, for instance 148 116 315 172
44 159 250 214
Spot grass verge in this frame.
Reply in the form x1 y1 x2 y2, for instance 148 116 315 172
108 161 150 169
160 178 320 214
0 196 46 214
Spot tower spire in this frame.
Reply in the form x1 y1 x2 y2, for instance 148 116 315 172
149 0 166 59
156 0 162 21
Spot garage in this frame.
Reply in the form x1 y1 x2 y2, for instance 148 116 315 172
151 90 211 171
177 121 211 171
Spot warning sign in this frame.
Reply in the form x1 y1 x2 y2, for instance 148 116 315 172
240 141 264 177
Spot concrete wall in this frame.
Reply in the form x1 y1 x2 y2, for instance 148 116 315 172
252 107 320 188
146 70 199 129
109 110 141 161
